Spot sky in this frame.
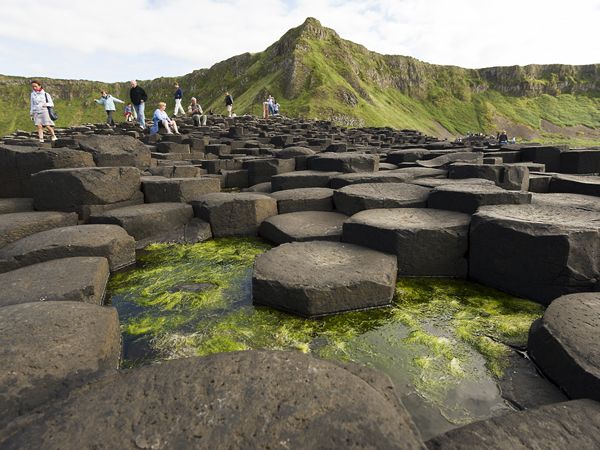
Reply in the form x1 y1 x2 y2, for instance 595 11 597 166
1 0 598 82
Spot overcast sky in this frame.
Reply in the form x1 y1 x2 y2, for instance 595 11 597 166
1 0 598 82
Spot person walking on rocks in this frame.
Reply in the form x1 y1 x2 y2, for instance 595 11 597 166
224 91 234 117
95 91 124 126
151 102 180 135
188 97 207 126
29 80 57 143
173 83 185 116
129 80 148 129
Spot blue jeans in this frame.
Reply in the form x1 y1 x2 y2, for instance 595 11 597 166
134 102 145 128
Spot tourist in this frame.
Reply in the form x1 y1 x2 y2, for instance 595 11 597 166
124 103 134 122
95 91 124 126
273 100 280 115
173 83 185 116
267 95 275 115
498 130 508 145
129 80 148 129
224 91 234 117
29 80 57 143
188 97 207 126
151 102 179 135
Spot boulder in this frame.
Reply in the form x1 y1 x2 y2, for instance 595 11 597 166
142 177 221 203
469 205 600 303
333 183 431 216
192 192 278 237
0 198 33 214
0 302 120 429
0 257 110 307
426 400 600 450
31 167 141 214
253 241 397 317
329 172 414 189
269 188 334 213
89 203 195 247
271 170 341 191
550 174 600 197
0 224 136 273
0 211 78 248
427 184 532 214
343 208 470 277
307 152 379 173
531 193 600 212
259 211 347 244
528 292 600 401
0 351 424 450
78 135 151 168
447 163 529 190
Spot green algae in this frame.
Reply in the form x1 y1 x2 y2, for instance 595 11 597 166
107 239 544 428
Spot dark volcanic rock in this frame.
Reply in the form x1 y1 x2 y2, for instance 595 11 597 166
427 184 531 214
550 174 600 197
269 187 334 213
343 208 470 277
416 152 482 168
253 241 397 317
259 211 347 244
0 211 78 248
328 171 414 189
142 177 221 203
0 198 33 214
0 257 109 307
0 224 136 273
193 192 277 237
448 162 529 190
426 400 600 450
0 302 120 429
0 351 424 450
528 292 600 401
469 204 600 303
333 183 431 216
78 135 151 168
271 170 342 191
307 152 379 173
531 192 600 211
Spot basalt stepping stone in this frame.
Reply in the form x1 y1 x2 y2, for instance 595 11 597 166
410 177 495 189
269 187 334 213
0 257 109 307
0 302 120 429
427 184 532 214
550 174 600 197
307 152 379 173
426 400 600 450
274 146 316 170
259 211 347 244
329 172 415 189
416 152 483 168
333 183 431 216
469 205 600 303
528 292 600 401
448 162 529 190
243 158 296 185
343 208 470 277
271 170 342 191
0 211 78 248
253 241 397 317
242 182 272 193
531 193 600 211
89 203 194 246
0 198 33 214
142 177 221 203
0 224 135 273
192 192 277 237
391 167 447 178
0 351 424 450
77 135 151 168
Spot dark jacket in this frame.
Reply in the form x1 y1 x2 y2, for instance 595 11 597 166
130 86 148 105
225 94 233 106
174 88 183 99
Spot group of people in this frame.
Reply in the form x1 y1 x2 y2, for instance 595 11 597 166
262 95 280 118
29 79 237 141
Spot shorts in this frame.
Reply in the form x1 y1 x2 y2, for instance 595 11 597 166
226 105 233 113
33 109 54 126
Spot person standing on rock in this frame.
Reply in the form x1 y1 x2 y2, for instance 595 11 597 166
224 91 234 117
95 91 124 126
173 83 185 116
188 97 207 126
151 102 180 135
129 80 148 129
29 80 57 143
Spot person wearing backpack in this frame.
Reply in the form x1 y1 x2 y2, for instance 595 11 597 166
224 91 234 117
95 91 125 126
29 80 57 143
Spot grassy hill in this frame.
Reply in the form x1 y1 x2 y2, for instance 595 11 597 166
2 18 599 144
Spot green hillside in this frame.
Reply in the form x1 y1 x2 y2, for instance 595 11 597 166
2 18 599 144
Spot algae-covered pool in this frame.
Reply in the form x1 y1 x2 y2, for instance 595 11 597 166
107 237 547 439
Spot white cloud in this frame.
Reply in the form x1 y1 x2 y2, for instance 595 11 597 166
0 0 598 81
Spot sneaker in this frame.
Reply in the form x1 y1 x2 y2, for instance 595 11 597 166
51 135 57 141
39 139 44 143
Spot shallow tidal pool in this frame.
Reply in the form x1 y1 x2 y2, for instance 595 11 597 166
107 237 546 439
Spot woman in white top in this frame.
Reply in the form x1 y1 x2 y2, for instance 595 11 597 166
29 80 57 143
151 102 179 135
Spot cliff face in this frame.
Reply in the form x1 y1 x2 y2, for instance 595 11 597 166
1 17 599 143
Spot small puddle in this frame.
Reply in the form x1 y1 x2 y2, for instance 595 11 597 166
107 237 551 440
